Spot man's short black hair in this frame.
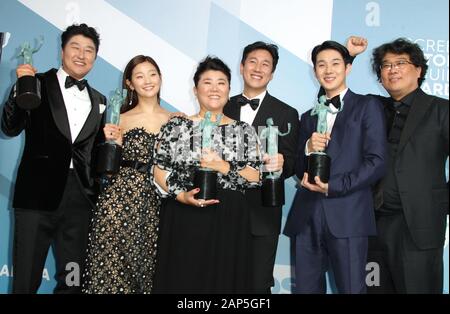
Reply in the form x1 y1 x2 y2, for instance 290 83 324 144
311 40 353 67
241 41 279 73
61 23 100 54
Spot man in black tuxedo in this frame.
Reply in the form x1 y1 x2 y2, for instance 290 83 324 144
223 41 300 293
1 24 112 293
347 37 448 293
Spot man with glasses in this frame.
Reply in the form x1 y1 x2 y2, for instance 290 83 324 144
347 37 449 293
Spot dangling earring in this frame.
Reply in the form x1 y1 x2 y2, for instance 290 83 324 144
128 89 134 106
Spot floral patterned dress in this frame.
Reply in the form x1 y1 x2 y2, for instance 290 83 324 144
152 116 262 294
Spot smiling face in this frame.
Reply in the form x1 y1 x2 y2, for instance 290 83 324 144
240 48 274 96
127 61 161 101
194 70 230 114
380 52 421 100
314 48 351 98
61 34 96 80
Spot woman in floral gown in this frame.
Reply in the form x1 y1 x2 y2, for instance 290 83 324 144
153 56 262 293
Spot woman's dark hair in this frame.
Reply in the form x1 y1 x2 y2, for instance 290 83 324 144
193 56 231 87
241 41 279 73
371 38 428 86
311 40 353 67
61 23 100 54
121 55 162 113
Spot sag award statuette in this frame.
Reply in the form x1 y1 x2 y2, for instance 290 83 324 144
193 111 222 200
260 118 291 207
96 88 126 175
307 95 342 184
16 36 44 110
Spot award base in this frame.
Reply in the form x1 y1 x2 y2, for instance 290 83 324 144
16 75 41 110
261 176 285 207
96 142 123 175
193 168 218 200
307 152 330 184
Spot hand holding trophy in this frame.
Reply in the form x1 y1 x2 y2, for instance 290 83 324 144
96 88 127 175
15 36 44 110
307 95 342 184
260 117 291 206
193 111 222 200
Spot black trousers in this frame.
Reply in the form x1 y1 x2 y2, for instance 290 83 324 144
367 211 443 294
249 234 279 294
12 170 92 294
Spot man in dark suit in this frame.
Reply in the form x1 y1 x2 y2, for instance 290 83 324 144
1 24 112 293
223 41 300 293
346 37 449 293
284 41 386 293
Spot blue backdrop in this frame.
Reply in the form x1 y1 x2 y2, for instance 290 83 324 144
0 0 448 294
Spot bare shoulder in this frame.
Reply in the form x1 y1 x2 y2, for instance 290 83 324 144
157 107 174 124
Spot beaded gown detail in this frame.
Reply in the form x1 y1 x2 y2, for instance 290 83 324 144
82 127 160 294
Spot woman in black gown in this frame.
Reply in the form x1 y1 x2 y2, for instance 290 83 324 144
82 55 173 293
152 56 262 293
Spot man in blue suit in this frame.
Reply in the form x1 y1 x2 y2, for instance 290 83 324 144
284 41 387 293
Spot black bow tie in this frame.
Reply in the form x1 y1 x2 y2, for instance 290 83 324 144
65 76 87 91
324 95 341 110
237 95 260 111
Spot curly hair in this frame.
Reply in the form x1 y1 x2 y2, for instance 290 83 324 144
371 38 428 86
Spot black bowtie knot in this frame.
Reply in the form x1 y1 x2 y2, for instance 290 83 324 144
237 95 260 111
324 95 341 110
65 76 87 91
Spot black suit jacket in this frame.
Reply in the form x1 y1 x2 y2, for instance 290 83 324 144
224 93 300 235
374 89 448 249
1 68 106 211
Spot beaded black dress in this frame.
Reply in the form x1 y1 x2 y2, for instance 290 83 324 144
82 127 160 294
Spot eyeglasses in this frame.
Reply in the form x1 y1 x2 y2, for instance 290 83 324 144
380 60 414 71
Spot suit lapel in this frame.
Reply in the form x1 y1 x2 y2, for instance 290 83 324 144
224 95 241 121
74 84 102 143
45 69 72 141
252 93 273 128
326 90 353 160
398 89 432 153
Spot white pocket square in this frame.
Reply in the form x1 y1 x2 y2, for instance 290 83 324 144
99 104 106 114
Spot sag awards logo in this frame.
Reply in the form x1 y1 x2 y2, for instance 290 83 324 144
413 38 449 97
0 265 51 281
0 263 80 286
272 263 381 293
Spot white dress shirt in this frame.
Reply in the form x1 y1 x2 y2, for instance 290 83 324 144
239 90 267 126
56 68 92 167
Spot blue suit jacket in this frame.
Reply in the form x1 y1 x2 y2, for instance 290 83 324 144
284 89 387 238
